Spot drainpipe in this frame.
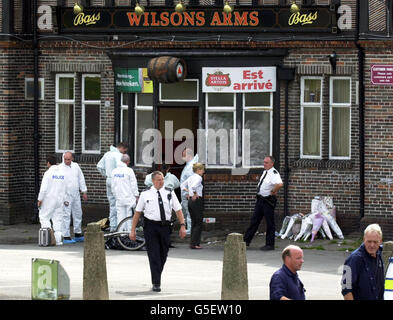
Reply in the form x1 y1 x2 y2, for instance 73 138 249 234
356 0 365 219
284 79 289 217
32 0 40 224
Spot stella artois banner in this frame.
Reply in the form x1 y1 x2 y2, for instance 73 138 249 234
202 67 276 93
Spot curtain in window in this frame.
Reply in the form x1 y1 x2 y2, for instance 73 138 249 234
303 107 320 156
332 107 350 157
207 112 235 166
333 79 350 104
85 105 100 151
122 108 129 144
58 104 74 150
244 111 270 166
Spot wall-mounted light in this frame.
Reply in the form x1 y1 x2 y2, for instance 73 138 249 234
73 2 83 15
290 1 300 14
134 2 145 16
175 0 186 13
328 51 338 74
223 1 234 14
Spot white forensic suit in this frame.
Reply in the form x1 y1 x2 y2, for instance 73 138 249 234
111 161 139 232
37 165 67 245
61 160 87 238
144 172 180 190
97 145 123 231
180 154 198 235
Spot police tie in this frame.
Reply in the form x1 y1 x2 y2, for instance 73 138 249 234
257 170 267 195
157 190 167 223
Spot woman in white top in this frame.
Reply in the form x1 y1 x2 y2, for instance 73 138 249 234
181 163 205 249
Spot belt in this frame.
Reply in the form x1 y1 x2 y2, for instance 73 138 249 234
145 218 171 226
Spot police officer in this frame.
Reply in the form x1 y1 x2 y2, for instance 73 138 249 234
244 156 283 251
130 171 186 292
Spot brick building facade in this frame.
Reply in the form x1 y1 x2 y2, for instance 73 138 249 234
1 0 393 239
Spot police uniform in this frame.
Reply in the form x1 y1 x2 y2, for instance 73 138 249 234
135 186 182 287
244 167 283 249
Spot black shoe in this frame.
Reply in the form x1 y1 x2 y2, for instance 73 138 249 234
260 245 274 251
74 233 83 238
152 284 161 292
245 242 250 247
169 244 176 248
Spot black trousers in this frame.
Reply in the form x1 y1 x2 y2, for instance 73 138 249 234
188 197 204 246
244 197 275 247
144 218 171 286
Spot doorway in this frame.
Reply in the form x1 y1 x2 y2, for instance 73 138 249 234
158 107 198 180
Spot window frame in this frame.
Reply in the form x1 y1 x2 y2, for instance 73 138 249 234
205 93 237 169
242 92 273 168
300 76 323 159
81 74 101 154
134 93 153 167
25 77 44 100
159 79 199 103
55 73 75 153
329 76 351 160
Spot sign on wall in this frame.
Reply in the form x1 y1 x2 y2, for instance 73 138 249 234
202 67 276 93
58 7 338 33
371 65 393 85
115 68 153 93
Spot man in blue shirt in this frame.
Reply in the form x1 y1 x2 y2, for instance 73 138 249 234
341 223 384 300
270 245 306 300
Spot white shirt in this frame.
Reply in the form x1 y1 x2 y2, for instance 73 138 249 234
180 154 199 199
257 167 283 197
111 162 139 206
60 161 87 197
181 173 203 197
135 186 182 222
96 145 122 178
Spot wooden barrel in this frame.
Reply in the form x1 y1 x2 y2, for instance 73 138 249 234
147 56 187 83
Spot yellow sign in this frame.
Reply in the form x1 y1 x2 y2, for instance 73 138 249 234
74 12 101 26
142 68 153 93
288 11 318 26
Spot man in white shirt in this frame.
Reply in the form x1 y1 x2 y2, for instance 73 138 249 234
244 156 283 251
130 171 186 292
97 142 128 231
38 155 67 246
180 148 198 235
111 154 139 231
61 152 88 243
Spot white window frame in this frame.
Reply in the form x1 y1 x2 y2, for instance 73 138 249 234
25 77 44 100
82 74 101 154
205 93 236 169
242 92 273 168
134 93 153 167
159 79 199 102
120 93 128 143
55 73 75 153
329 76 351 160
300 76 323 159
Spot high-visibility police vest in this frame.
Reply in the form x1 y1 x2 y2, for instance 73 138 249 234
385 257 393 300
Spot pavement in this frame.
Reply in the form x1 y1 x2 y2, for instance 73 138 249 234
0 221 361 300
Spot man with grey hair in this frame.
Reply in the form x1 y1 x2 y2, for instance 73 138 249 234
269 245 306 300
61 151 88 243
111 154 139 231
341 223 384 300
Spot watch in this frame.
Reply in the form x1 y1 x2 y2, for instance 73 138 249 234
180 223 186 227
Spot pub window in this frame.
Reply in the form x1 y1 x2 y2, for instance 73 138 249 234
135 93 153 166
329 77 351 159
300 77 322 159
243 92 273 167
120 93 130 144
56 74 75 153
25 78 44 100
82 74 101 153
206 93 236 168
159 80 199 102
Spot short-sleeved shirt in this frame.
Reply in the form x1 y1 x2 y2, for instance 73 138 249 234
135 186 182 222
341 243 384 300
269 264 306 300
258 167 283 197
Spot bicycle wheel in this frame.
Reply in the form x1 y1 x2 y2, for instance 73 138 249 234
116 215 146 251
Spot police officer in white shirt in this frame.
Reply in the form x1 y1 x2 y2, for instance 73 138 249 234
130 171 186 292
244 156 283 251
